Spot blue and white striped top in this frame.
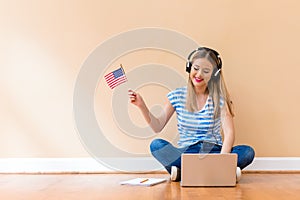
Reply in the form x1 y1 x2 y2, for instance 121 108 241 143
167 87 223 147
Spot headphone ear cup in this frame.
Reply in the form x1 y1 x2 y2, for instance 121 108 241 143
212 68 221 80
186 61 192 73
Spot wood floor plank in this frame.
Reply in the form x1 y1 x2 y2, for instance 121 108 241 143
0 173 300 200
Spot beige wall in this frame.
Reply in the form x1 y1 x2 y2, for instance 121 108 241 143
1 0 300 158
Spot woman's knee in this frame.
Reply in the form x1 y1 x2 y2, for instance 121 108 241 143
233 145 255 169
244 145 255 162
150 138 169 152
239 145 255 160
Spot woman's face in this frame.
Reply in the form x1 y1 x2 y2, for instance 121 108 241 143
189 58 214 88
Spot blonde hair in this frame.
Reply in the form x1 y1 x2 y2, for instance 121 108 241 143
186 49 234 118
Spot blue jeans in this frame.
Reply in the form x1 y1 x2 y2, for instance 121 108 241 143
150 138 255 174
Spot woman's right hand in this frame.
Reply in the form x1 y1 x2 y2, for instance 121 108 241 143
128 89 145 108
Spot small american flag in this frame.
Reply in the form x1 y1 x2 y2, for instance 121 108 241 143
104 65 127 89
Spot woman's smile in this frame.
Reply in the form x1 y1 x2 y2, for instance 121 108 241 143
194 77 204 83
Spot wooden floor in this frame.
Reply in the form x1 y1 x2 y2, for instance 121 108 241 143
1 173 300 200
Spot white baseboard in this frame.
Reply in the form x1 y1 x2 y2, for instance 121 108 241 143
0 157 300 173
244 157 300 171
0 158 111 173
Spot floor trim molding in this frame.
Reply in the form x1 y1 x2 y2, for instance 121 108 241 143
0 157 300 173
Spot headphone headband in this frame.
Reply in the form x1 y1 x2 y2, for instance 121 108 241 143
186 47 222 74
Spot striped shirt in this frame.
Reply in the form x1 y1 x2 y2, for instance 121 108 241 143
167 87 223 147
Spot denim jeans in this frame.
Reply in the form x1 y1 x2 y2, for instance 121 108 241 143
150 138 255 174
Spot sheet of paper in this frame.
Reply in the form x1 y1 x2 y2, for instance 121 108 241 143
120 178 167 186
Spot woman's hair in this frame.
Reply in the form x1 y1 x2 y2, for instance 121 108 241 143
186 49 234 118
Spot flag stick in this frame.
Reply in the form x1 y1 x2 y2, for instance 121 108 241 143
119 64 129 89
120 64 126 74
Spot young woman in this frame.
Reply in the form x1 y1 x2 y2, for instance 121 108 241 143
128 47 255 181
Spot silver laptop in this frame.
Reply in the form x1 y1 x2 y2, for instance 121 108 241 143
181 153 237 187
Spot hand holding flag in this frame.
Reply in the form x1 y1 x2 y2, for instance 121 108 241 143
104 64 127 89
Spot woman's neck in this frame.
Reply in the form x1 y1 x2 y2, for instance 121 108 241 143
194 86 208 96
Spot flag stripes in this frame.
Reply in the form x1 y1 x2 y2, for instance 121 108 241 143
104 67 127 89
